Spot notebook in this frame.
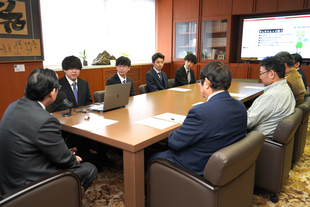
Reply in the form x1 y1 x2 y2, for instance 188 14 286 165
88 82 131 112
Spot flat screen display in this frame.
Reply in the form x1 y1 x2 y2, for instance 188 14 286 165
241 14 310 61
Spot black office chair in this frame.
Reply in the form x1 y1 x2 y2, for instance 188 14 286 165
0 170 84 207
139 84 150 94
168 79 175 88
93 90 105 103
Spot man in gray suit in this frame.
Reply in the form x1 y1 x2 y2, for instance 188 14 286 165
0 68 97 195
145 53 170 92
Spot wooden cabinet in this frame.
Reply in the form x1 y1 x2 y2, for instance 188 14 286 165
201 17 229 63
228 63 261 80
173 19 198 61
255 0 278 13
278 0 306 11
173 0 200 19
232 0 310 14
201 0 232 17
232 0 253 14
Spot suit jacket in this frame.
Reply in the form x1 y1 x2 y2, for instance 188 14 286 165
174 65 196 87
297 68 308 89
52 76 93 112
149 91 247 175
145 68 170 92
0 97 81 194
106 73 136 96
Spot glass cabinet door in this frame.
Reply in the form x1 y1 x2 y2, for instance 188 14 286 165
202 19 227 60
175 21 197 59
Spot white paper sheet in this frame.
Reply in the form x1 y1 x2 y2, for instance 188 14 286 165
135 117 178 130
154 112 186 123
73 116 118 131
168 88 192 92
229 93 248 98
244 86 265 90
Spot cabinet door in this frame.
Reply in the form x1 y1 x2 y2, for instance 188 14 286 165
278 0 305 11
201 19 228 62
232 0 254 15
229 64 248 79
202 0 232 17
173 19 198 61
255 0 278 13
174 0 200 19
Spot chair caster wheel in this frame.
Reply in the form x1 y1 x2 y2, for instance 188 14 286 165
270 195 279 203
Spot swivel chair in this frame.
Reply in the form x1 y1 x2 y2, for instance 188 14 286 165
147 131 265 207
254 108 303 203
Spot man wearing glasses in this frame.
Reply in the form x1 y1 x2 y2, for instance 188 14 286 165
247 56 295 139
146 61 247 176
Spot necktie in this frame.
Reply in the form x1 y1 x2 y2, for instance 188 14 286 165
72 82 78 105
123 79 126 84
158 72 162 81
187 70 191 83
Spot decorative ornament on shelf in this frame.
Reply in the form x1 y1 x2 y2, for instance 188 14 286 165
92 50 116 65
79 49 88 66
118 52 129 58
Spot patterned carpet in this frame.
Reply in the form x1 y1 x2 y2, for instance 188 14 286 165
82 121 310 207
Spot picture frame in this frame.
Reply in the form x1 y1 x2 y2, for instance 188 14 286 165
217 54 225 60
0 0 43 62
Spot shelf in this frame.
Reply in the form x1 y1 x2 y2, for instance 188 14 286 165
205 31 227 34
179 46 196 48
178 32 197 35
204 46 226 48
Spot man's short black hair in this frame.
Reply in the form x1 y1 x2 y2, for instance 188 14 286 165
291 53 302 66
260 56 285 79
275 51 295 67
200 61 231 91
62 55 82 70
184 53 198 64
152 53 165 63
24 68 59 101
116 56 131 67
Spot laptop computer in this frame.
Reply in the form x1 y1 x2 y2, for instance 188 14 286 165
88 82 131 112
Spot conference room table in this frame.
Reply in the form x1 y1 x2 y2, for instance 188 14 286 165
52 81 264 207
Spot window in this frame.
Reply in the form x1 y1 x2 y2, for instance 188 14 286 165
40 0 155 66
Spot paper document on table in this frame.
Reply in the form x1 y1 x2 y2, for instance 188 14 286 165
135 117 178 130
244 86 265 90
168 88 192 92
73 116 118 131
154 112 186 123
193 102 204 106
229 93 248 98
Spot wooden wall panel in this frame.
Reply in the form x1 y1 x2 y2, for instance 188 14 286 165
228 63 248 78
202 0 232 17
0 61 43 120
173 0 200 19
156 0 173 61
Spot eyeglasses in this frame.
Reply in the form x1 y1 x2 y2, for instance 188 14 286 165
258 71 268 77
196 79 204 86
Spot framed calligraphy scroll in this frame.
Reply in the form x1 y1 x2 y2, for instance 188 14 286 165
0 0 43 62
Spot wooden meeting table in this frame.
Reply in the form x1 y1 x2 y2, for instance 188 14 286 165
52 81 264 207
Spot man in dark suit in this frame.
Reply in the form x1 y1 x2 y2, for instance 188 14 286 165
106 56 136 96
52 56 112 171
174 53 198 87
145 53 170 92
0 68 97 195
147 61 247 176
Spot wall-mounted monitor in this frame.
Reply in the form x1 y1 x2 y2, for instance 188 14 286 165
240 14 310 62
